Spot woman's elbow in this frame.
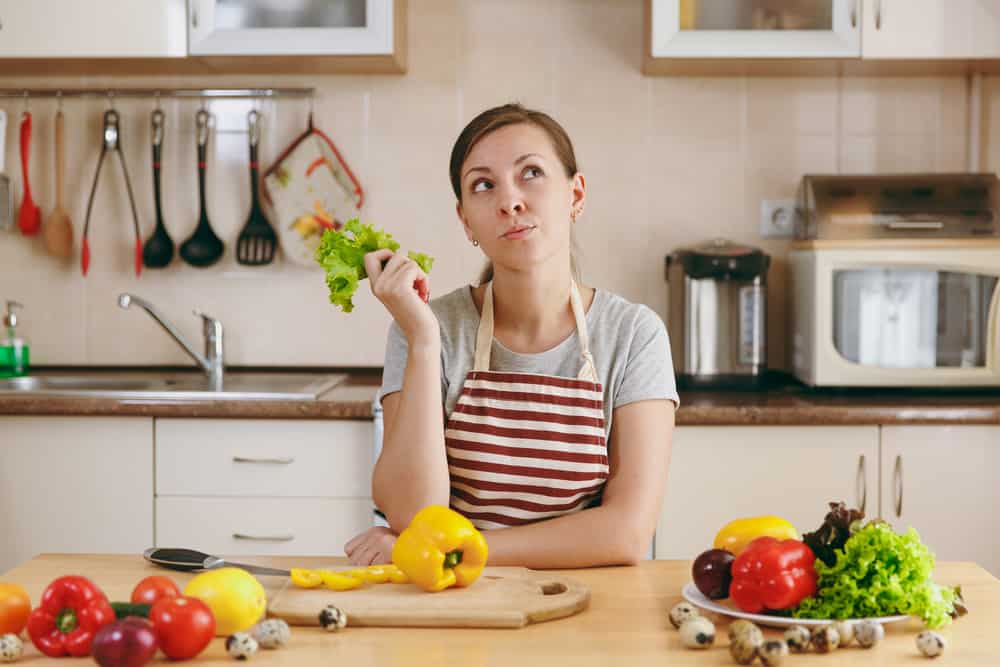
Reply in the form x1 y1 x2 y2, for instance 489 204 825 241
612 523 653 566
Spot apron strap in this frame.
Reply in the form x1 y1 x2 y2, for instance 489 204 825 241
472 280 598 382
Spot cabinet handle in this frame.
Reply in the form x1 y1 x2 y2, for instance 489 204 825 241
893 454 903 517
232 533 294 542
850 0 858 28
875 0 883 30
855 454 867 515
232 456 295 465
191 1 198 29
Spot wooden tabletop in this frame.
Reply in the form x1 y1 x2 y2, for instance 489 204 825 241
2 554 998 665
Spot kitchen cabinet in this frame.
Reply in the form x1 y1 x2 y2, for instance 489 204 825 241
0 417 153 574
648 0 861 59
861 0 1000 59
188 0 397 56
881 425 1000 577
0 0 187 58
154 418 376 556
654 426 878 559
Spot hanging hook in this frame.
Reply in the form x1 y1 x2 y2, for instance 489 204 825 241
155 90 162 112
22 90 29 115
56 90 63 113
107 90 115 111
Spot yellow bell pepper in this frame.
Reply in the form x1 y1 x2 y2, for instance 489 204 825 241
391 505 489 593
347 566 392 584
319 570 364 591
290 568 323 588
713 516 799 555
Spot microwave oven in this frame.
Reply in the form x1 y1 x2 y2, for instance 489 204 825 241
790 239 1000 387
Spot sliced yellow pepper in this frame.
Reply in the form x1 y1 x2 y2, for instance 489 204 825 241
319 570 365 591
391 505 488 593
346 566 391 584
383 564 410 584
713 516 799 556
290 568 323 589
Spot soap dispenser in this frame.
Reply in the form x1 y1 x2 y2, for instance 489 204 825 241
1 301 29 378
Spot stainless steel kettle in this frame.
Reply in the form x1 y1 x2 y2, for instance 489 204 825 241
665 238 770 389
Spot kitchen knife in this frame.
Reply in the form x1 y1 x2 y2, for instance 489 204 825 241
143 547 290 577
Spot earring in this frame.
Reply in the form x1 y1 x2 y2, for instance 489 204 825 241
472 239 479 247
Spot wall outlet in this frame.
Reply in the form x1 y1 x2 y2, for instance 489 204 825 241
760 198 797 239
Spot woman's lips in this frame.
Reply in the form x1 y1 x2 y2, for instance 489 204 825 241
501 225 536 240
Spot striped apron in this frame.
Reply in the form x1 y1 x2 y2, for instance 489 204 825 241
444 280 609 530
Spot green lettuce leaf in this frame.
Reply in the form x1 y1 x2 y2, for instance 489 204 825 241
316 219 433 313
793 522 957 629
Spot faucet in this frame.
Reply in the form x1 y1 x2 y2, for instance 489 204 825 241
118 293 224 386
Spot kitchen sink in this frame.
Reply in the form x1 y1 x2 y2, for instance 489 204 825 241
0 371 348 401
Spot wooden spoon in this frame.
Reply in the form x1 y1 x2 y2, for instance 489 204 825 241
44 110 73 258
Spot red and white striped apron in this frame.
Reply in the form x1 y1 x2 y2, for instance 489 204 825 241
444 280 609 530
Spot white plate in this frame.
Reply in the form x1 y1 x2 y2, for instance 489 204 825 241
681 582 910 629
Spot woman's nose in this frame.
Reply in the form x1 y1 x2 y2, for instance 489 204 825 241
499 190 525 216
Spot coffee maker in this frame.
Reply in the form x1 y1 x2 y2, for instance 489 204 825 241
665 239 770 389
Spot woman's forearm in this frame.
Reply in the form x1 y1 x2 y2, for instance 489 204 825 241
481 505 649 569
372 341 451 531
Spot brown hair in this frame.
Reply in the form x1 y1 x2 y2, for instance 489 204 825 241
449 103 582 285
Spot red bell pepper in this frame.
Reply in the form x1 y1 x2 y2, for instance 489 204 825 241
730 537 817 614
26 575 116 657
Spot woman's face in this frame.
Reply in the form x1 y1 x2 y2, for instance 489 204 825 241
456 123 584 274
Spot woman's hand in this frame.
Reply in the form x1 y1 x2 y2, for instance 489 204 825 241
364 249 439 348
344 527 398 566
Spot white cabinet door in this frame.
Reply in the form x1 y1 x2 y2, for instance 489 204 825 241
862 0 1000 59
0 0 187 58
650 0 860 58
188 0 395 55
0 417 153 573
880 425 1000 577
654 426 878 560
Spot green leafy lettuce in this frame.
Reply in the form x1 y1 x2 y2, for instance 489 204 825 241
316 219 434 313
793 521 958 628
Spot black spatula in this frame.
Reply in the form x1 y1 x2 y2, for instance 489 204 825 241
236 110 276 266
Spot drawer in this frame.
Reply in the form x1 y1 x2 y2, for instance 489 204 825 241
156 497 374 556
155 418 374 497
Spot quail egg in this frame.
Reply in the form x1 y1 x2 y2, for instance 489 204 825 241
758 639 789 667
319 605 348 632
679 616 716 649
225 632 259 660
668 602 700 629
833 620 855 646
811 625 840 653
916 630 946 658
250 619 291 649
783 625 811 653
729 633 763 665
854 619 885 649
0 635 22 663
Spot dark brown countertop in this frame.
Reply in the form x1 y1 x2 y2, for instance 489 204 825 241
1 370 999 425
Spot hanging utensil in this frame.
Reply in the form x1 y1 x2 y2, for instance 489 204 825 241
179 109 224 267
43 109 73 258
142 109 174 268
0 109 11 232
236 110 276 266
81 108 143 276
17 111 41 236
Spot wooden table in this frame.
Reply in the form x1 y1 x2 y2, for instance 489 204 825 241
3 555 998 665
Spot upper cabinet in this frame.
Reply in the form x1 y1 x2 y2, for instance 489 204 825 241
188 0 395 56
646 0 1000 73
0 0 406 74
649 0 861 59
0 0 187 58
861 0 1000 59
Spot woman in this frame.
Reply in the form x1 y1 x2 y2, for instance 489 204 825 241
345 103 677 568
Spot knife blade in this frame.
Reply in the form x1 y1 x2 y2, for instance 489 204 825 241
143 547 290 577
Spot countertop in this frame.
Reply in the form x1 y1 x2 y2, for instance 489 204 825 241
1 370 999 425
2 553 998 665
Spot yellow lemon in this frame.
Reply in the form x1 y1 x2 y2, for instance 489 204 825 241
184 567 267 636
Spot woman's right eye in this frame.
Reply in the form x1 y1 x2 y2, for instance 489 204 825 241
471 180 492 193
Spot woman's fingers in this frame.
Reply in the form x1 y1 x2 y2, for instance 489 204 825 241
363 248 396 286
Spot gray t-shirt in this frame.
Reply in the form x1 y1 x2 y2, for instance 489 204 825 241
378 285 678 437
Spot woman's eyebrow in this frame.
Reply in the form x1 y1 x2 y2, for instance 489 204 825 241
463 153 543 180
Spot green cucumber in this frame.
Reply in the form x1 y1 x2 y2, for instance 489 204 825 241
111 602 152 619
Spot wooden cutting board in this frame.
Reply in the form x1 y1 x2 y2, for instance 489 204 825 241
267 566 590 628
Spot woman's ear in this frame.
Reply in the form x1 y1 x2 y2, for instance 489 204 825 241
571 172 586 214
456 201 475 243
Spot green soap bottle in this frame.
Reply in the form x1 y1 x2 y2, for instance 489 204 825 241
0 300 29 378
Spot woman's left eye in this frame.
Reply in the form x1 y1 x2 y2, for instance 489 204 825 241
523 166 543 180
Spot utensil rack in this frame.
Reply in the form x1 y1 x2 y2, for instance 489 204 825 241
0 87 314 103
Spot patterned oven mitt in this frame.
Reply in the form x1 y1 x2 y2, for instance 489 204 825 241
262 115 364 266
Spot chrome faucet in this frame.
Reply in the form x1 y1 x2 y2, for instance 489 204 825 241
118 293 224 386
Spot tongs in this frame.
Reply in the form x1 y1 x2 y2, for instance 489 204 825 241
82 108 142 276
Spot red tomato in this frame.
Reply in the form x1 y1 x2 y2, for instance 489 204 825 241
130 576 182 606
148 596 215 660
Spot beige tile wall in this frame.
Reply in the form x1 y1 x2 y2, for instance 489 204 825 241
0 0 988 370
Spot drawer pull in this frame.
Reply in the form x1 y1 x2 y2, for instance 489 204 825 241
232 456 295 465
232 533 295 542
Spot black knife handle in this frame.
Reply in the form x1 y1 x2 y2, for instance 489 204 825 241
143 547 214 571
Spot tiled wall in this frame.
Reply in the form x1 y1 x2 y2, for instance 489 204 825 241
0 0 993 369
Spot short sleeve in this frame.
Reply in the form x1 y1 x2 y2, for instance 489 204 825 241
613 306 679 408
376 321 408 404
376 321 450 409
